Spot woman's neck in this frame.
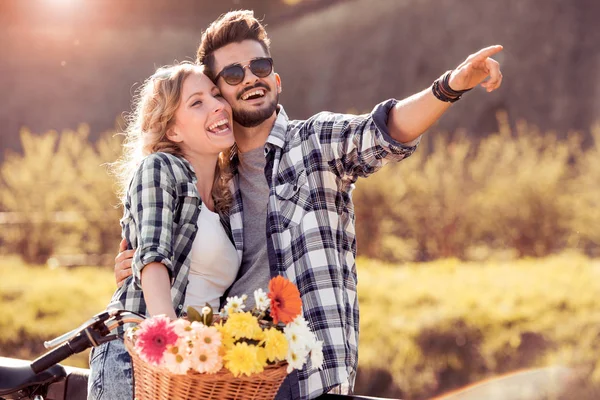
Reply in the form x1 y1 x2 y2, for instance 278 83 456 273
183 152 218 212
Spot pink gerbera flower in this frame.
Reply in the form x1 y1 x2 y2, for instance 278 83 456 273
135 315 179 366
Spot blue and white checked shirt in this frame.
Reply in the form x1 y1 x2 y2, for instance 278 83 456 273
107 153 237 334
227 99 420 399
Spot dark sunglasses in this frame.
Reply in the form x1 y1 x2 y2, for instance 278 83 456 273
214 57 273 86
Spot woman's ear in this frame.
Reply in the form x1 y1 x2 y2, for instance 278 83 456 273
166 126 183 143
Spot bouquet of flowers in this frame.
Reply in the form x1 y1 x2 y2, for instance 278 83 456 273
125 276 323 400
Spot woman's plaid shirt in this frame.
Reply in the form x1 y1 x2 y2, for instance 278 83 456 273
107 153 237 333
226 99 420 399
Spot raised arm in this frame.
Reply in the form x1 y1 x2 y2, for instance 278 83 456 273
388 45 504 143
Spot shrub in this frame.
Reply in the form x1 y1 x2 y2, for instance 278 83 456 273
0 126 122 263
354 114 598 261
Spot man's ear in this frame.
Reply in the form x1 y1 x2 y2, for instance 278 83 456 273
275 73 282 94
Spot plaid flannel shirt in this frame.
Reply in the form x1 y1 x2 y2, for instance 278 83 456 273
227 99 420 399
107 152 237 334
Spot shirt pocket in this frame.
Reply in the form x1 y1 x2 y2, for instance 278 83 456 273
174 182 199 226
274 168 313 229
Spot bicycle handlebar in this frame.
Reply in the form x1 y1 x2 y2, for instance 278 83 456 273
44 309 131 349
44 316 100 349
32 334 90 373
33 310 146 374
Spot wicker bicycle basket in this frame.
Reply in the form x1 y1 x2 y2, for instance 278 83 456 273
124 336 288 400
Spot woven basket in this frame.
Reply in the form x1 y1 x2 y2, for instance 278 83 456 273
124 337 288 400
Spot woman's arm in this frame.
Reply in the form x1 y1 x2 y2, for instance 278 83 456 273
125 153 181 317
141 261 177 319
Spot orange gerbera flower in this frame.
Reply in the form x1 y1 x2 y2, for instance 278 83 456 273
268 276 302 324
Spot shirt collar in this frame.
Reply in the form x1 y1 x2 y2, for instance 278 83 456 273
178 156 198 183
265 104 289 150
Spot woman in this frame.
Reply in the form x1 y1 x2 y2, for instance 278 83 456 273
88 62 240 400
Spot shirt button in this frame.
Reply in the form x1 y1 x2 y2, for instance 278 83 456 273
178 305 183 309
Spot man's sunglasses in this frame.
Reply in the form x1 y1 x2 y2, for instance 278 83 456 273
214 57 274 86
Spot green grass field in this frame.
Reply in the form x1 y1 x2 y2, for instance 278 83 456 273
1 253 600 399
0 255 116 367
356 253 600 398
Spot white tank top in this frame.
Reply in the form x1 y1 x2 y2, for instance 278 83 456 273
183 206 240 312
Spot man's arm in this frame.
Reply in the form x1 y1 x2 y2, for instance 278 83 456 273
388 45 504 143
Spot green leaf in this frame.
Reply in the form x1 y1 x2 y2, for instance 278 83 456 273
187 306 202 323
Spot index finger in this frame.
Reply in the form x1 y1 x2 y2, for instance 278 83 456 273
470 45 503 61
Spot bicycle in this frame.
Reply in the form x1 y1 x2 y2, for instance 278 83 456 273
0 309 396 400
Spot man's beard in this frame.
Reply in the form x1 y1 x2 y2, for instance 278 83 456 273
232 93 279 128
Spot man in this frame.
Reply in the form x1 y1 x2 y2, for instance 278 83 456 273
114 10 502 399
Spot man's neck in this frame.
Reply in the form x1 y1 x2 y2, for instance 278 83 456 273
233 113 277 153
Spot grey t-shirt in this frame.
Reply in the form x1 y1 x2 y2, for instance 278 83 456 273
224 146 271 309
223 146 300 399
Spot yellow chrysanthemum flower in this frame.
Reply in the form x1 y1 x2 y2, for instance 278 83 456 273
261 328 289 362
257 346 268 366
214 322 236 357
223 342 265 377
223 312 263 340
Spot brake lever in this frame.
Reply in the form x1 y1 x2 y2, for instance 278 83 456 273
85 309 147 347
44 310 113 349
44 309 145 350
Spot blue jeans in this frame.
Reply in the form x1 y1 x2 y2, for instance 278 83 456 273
87 340 133 400
275 372 299 399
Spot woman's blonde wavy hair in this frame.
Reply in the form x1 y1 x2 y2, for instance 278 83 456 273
112 61 234 214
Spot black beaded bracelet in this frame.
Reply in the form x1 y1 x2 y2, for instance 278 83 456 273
432 71 472 103
432 80 459 103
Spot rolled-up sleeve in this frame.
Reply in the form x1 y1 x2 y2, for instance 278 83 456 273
311 99 420 181
126 155 176 289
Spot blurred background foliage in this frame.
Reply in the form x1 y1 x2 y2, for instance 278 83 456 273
354 115 600 263
0 126 122 263
1 0 599 399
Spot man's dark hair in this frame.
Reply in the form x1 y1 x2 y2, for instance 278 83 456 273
196 10 271 80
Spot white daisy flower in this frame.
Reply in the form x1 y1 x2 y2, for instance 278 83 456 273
163 342 192 375
286 347 309 373
224 295 247 315
309 339 324 370
289 315 310 330
284 324 311 353
253 288 271 312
